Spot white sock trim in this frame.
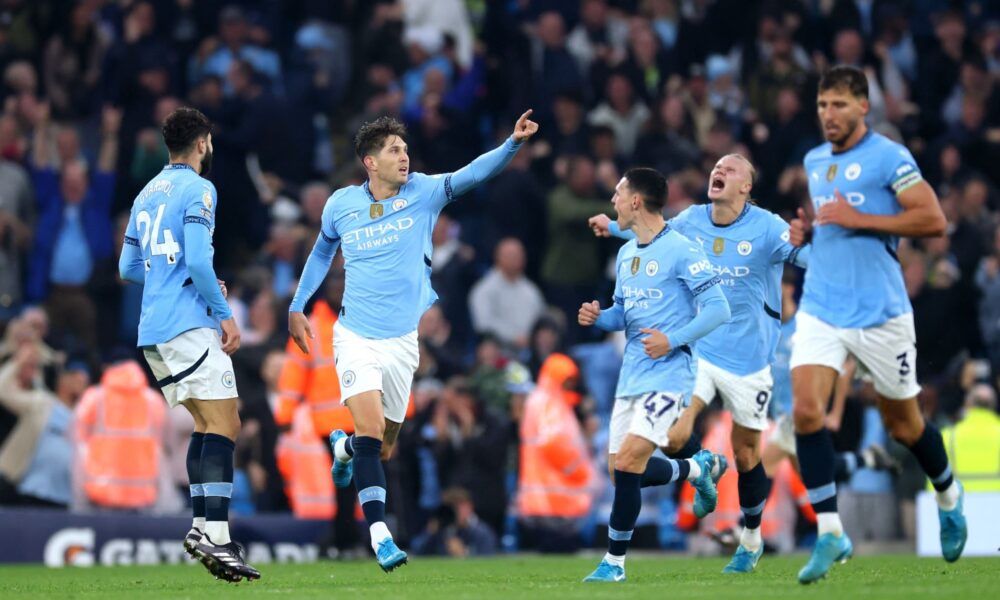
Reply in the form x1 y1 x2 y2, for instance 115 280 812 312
936 480 959 511
816 512 844 537
334 436 351 463
603 552 625 568
205 521 231 545
686 458 702 481
740 527 762 552
193 517 206 532
370 521 392 551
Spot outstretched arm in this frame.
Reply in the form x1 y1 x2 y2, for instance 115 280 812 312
448 109 538 197
289 232 340 313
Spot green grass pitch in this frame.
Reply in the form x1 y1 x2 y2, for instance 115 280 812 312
1 555 997 599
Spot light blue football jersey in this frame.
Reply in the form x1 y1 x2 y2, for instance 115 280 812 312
319 172 452 339
602 227 723 398
801 130 922 328
769 316 796 418
669 203 805 375
125 164 222 346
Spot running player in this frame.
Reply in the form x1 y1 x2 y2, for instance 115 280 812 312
287 112 538 572
589 153 808 573
579 168 730 583
119 107 259 582
789 65 965 583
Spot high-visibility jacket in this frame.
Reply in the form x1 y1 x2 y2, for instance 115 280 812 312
275 301 354 438
940 408 1000 492
517 353 595 518
74 361 165 509
276 404 336 519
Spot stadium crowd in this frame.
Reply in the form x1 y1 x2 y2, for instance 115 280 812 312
1 0 1000 558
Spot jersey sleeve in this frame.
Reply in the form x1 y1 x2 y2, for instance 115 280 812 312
595 246 626 331
118 205 145 284
767 213 808 267
183 181 217 230
885 144 924 197
289 193 342 312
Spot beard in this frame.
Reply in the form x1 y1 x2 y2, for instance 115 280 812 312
200 149 213 177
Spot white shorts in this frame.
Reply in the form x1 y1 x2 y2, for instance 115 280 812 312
143 328 237 408
333 320 418 423
693 359 772 431
789 311 920 400
768 413 796 455
608 391 685 454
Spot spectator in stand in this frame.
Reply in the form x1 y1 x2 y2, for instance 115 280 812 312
42 1 112 120
0 346 86 508
469 238 546 352
188 5 282 97
587 73 649 157
28 104 120 369
0 145 34 322
412 486 498 557
976 224 1000 373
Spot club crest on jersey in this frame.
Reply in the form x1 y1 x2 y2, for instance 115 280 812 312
737 241 752 256
202 191 213 209
370 203 384 219
826 164 838 182
392 198 408 211
645 260 659 276
713 237 725 255
845 163 861 181
630 256 641 275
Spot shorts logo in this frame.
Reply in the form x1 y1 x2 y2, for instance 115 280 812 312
826 164 838 182
845 163 862 181
370 204 384 219
221 371 235 388
737 241 752 256
645 260 659 276
630 256 640 275
392 199 408 211
343 370 356 387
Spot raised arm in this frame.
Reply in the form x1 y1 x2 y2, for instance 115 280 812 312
448 110 538 197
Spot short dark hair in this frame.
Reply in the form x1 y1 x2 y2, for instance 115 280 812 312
624 167 667 213
818 65 869 100
162 107 212 155
354 116 407 160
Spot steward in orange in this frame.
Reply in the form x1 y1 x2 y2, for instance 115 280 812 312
276 404 336 519
274 274 360 552
74 360 166 509
517 353 596 551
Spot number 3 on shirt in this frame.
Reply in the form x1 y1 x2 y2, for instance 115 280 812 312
137 204 180 264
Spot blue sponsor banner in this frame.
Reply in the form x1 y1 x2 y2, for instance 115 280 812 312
0 508 329 567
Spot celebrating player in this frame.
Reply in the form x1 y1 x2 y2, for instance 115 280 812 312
579 168 730 583
119 107 260 582
287 111 538 572
590 153 809 574
788 65 965 583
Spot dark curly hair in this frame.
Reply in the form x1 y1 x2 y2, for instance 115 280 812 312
354 116 407 161
162 107 212 156
819 65 869 100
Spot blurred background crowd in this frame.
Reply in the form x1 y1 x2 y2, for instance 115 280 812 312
1 0 1000 559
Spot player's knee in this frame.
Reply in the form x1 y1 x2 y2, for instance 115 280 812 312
354 420 385 440
882 414 921 446
792 399 824 432
613 448 646 474
734 445 759 472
